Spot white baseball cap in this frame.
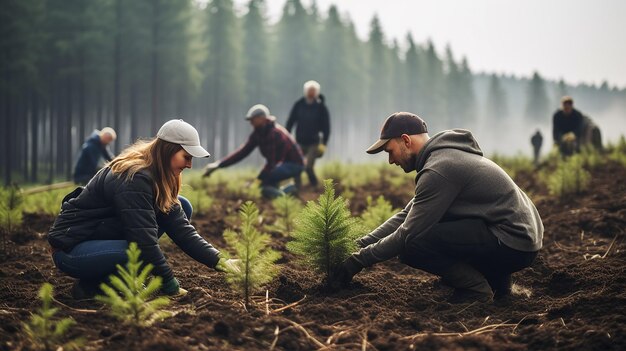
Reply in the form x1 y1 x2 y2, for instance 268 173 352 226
157 119 210 158
245 104 270 120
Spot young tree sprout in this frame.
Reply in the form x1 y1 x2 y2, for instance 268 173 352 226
360 195 399 232
287 179 361 286
223 201 281 309
23 283 84 351
96 242 172 332
0 184 23 254
546 156 591 197
270 194 303 234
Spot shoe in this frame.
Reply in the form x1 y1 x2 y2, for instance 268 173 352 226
448 288 493 304
71 280 102 300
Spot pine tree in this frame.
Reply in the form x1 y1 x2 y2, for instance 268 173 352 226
360 195 398 233
485 73 508 120
0 184 23 254
287 180 361 285
525 71 550 121
223 201 280 309
96 242 172 332
23 283 83 351
270 194 303 234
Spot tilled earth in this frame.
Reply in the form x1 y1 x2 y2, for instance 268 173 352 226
1 162 625 350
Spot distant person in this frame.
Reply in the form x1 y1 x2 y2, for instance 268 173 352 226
531 130 543 166
552 96 602 156
49 120 237 299
286 80 330 188
73 128 117 184
330 112 543 303
203 104 305 199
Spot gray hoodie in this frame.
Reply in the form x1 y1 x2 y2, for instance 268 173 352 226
354 129 544 267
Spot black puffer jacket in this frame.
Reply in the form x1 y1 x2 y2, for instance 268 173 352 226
48 167 220 281
286 95 330 145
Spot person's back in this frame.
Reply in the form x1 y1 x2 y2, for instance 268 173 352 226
73 128 116 184
287 96 330 146
422 133 543 252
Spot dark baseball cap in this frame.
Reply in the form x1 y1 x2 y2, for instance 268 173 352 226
366 112 428 154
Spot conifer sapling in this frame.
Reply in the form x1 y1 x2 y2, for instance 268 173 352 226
270 194 303 234
96 242 172 331
23 283 84 351
223 201 281 309
0 184 23 253
360 195 399 232
287 179 361 285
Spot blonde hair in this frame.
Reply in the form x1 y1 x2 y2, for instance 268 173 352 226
108 138 182 213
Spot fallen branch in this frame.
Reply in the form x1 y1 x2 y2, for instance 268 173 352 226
400 321 516 340
282 319 325 349
52 297 99 314
602 235 618 258
271 295 307 314
23 181 75 195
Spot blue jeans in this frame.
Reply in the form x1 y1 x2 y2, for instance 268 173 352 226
52 196 193 281
259 162 304 199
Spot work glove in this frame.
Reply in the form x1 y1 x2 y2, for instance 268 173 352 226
202 162 220 178
329 255 363 290
215 258 241 274
316 143 326 158
161 277 187 296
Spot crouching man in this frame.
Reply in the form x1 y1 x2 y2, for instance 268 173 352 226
331 112 543 303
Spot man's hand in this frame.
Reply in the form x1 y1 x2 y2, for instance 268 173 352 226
316 143 326 158
203 162 220 178
215 258 241 273
329 255 363 290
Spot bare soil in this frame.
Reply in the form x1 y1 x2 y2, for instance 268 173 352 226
1 162 625 350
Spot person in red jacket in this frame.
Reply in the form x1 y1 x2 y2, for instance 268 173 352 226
203 104 305 199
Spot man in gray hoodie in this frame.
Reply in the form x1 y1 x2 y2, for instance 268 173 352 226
331 112 543 303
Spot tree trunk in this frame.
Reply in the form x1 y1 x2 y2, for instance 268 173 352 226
150 1 161 135
30 92 39 183
113 0 122 153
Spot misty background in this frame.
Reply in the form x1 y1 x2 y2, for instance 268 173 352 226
1 0 625 185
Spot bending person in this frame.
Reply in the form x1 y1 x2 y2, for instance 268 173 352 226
203 104 305 199
48 119 235 299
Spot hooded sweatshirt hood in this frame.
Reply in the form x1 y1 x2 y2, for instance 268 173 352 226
415 129 483 172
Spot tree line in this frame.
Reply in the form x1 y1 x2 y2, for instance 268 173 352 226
1 0 624 185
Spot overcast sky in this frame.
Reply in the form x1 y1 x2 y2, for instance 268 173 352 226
230 0 626 88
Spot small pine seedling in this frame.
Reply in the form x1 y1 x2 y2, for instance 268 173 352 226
0 184 24 253
223 201 281 309
360 195 399 232
23 283 83 351
96 242 172 332
270 194 303 234
287 179 361 285
546 156 591 197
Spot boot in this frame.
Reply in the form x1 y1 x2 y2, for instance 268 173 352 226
441 263 493 303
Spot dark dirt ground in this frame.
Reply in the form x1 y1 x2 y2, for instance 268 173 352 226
1 161 625 350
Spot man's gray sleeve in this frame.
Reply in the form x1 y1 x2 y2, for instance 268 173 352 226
356 202 411 247
353 170 461 267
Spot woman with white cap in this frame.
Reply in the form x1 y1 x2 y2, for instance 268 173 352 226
48 119 235 299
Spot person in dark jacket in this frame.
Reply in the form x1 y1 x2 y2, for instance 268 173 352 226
203 104 305 199
73 127 117 184
552 96 602 156
531 130 543 166
330 112 544 303
286 80 330 187
48 119 237 299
